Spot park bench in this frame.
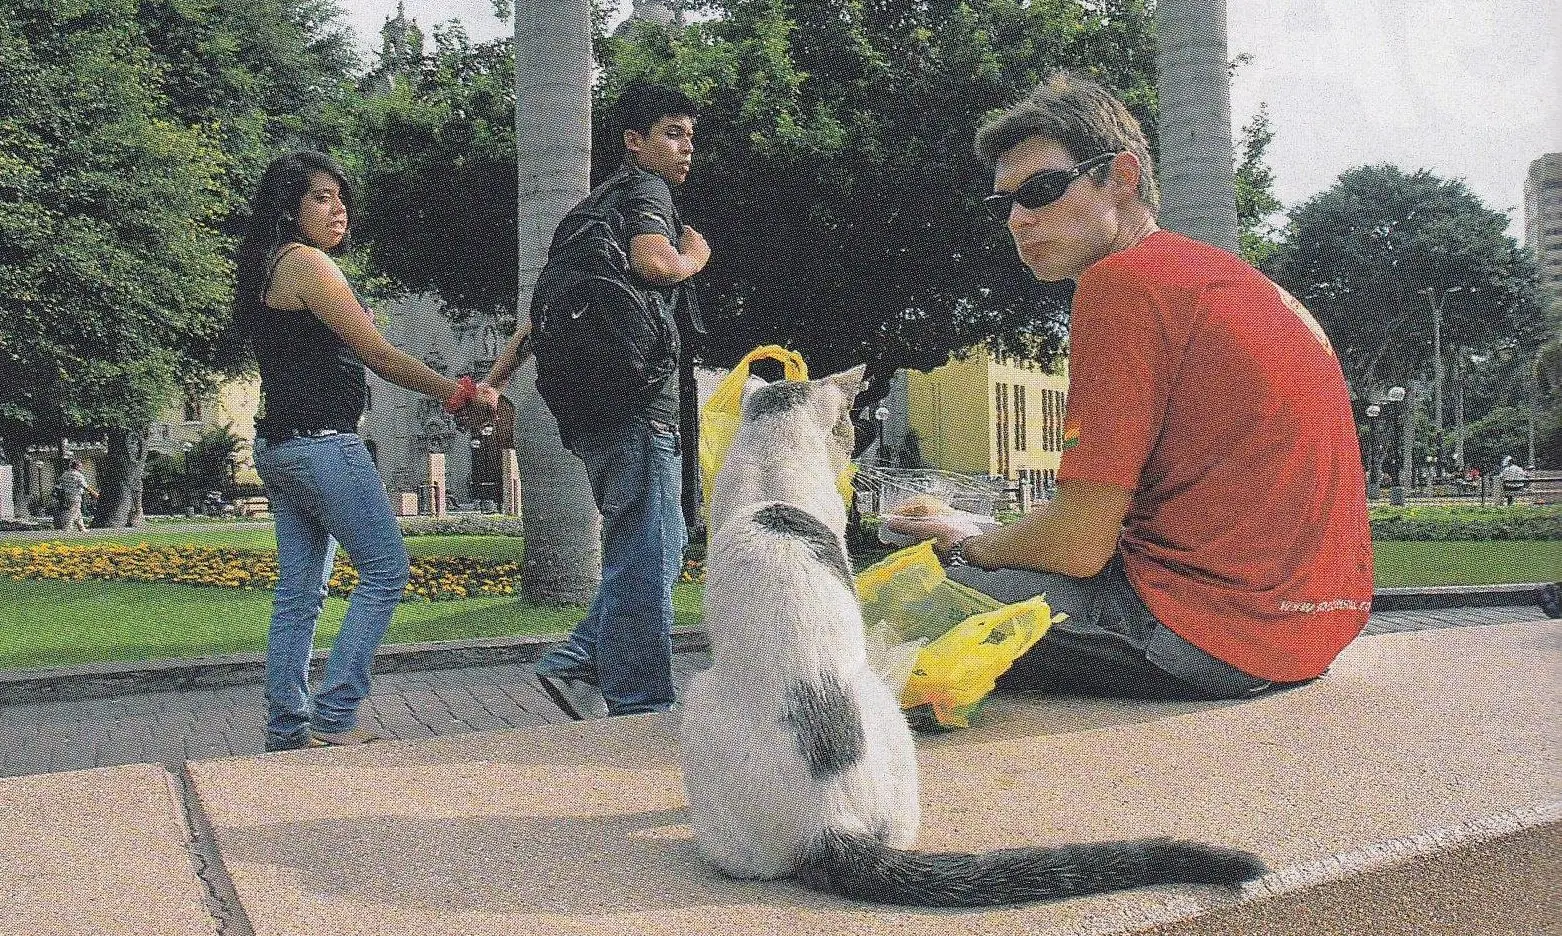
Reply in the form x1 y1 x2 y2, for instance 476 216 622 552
1525 469 1562 505
231 496 270 517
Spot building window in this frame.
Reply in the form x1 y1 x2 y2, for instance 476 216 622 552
1014 385 1027 451
995 383 1011 476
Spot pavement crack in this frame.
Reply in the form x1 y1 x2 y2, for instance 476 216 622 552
169 764 256 936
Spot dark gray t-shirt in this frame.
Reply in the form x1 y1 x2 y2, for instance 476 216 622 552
614 164 683 427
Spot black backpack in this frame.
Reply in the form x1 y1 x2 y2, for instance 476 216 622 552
530 171 680 444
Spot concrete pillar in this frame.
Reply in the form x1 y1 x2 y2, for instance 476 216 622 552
428 452 447 518
501 448 521 517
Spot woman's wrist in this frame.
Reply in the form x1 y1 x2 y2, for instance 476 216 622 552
441 375 478 413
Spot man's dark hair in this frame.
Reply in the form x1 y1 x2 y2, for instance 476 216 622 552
617 83 698 136
66 459 81 470
975 71 1159 211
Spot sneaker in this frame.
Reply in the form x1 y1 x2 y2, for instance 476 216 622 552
534 649 599 686
312 726 383 746
265 732 326 752
536 672 610 720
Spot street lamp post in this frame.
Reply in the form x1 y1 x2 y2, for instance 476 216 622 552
1385 385 1407 506
1365 403 1382 499
873 406 890 467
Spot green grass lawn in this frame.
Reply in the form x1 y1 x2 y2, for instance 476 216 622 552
1369 540 1560 587
1 530 1555 672
0 577 702 672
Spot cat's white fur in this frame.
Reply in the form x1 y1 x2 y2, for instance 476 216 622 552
681 365 920 878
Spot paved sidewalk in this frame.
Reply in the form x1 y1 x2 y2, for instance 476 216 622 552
0 606 1542 780
0 620 1556 936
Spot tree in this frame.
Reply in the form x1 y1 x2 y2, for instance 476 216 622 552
1154 0 1240 253
1234 105 1282 266
349 27 518 319
599 0 1158 380
508 0 602 602
0 0 233 525
1265 165 1550 482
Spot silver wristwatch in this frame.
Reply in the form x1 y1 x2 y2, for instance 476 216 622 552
945 536 975 567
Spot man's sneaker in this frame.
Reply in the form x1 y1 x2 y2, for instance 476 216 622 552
265 732 326 752
312 726 384 746
536 672 609 720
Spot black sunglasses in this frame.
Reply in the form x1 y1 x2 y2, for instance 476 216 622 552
983 152 1120 222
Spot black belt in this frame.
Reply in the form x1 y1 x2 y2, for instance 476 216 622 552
262 428 342 442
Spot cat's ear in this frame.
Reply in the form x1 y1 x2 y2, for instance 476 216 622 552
823 364 867 401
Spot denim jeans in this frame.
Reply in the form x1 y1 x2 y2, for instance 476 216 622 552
948 555 1274 700
253 434 408 742
546 419 685 715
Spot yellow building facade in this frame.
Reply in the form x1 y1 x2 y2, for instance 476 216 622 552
147 377 263 484
905 347 1069 492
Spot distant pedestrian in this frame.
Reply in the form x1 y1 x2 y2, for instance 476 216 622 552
1496 456 1529 506
232 151 494 753
52 460 97 532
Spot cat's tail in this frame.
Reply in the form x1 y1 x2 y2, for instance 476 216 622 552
795 828 1267 908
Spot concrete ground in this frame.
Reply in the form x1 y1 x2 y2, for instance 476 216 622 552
0 605 1541 780
0 619 1556 936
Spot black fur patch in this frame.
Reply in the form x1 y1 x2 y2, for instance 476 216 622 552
752 503 854 591
783 672 866 780
744 381 811 420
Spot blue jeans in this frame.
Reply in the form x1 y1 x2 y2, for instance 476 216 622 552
546 419 685 715
948 556 1274 700
253 434 409 742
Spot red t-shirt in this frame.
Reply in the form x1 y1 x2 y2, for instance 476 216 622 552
1057 231 1372 681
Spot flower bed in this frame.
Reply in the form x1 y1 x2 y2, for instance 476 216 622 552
0 542 521 601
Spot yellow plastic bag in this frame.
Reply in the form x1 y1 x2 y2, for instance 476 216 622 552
698 345 855 510
857 541 1063 729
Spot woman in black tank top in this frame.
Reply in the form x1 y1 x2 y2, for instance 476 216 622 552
233 152 494 751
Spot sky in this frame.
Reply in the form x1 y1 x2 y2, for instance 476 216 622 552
336 0 1561 240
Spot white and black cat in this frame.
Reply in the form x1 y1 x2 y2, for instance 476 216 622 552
678 366 1267 907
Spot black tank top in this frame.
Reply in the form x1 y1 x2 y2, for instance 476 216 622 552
247 245 368 439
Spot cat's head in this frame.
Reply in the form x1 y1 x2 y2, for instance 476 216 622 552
740 364 866 475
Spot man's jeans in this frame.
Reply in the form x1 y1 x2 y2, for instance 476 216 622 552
546 420 685 715
948 556 1274 700
253 434 409 743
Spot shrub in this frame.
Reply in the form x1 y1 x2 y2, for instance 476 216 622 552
1368 505 1562 541
0 542 522 601
398 515 525 537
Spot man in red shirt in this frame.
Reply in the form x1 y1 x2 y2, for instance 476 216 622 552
885 73 1372 699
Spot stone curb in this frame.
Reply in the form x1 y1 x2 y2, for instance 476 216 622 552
3 583 1554 706
0 628 711 706
1369 581 1553 612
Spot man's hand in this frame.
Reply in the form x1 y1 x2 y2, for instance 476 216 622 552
681 225 711 268
881 513 985 557
453 390 497 432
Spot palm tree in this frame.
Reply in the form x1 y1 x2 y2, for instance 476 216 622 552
511 0 600 602
1155 0 1241 253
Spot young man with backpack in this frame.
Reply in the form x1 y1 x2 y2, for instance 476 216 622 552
480 84 709 718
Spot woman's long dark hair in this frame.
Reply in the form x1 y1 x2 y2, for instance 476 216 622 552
232 151 354 330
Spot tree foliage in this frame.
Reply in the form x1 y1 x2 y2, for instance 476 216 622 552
1264 165 1548 401
346 27 520 320
0 0 233 445
599 0 1158 377
1234 104 1281 266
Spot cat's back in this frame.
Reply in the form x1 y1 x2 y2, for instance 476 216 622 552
682 499 920 878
